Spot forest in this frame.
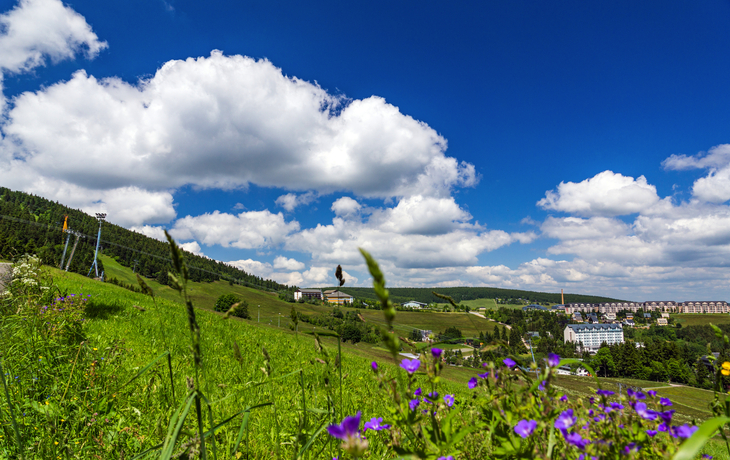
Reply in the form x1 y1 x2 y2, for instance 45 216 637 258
0 187 291 292
327 286 623 306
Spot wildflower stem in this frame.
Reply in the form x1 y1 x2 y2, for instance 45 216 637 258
0 354 24 459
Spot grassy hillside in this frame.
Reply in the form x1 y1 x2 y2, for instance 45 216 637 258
59 263 719 421
102 253 497 338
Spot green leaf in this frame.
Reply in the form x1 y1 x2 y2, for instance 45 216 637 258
672 417 730 460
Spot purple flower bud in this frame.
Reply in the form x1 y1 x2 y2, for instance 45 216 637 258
547 353 560 367
371 361 378 371
431 348 443 358
409 399 420 411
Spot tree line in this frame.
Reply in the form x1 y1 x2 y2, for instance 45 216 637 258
323 286 624 306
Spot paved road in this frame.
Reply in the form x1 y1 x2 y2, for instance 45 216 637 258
0 263 11 293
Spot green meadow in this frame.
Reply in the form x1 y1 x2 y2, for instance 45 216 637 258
0 256 726 459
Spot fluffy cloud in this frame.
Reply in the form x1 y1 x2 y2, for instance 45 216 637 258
0 0 107 75
273 256 305 271
286 215 532 269
2 51 477 227
170 210 299 249
331 197 361 217
537 170 660 216
663 144 730 203
276 192 317 212
179 241 204 256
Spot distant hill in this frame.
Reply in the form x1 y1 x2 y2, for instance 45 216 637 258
324 286 626 305
0 187 291 292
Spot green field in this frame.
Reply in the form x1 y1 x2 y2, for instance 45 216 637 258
671 313 730 327
459 298 497 309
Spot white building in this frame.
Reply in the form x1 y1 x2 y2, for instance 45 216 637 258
294 289 323 301
564 324 624 351
403 301 428 309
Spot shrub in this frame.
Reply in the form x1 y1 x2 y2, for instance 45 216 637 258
214 293 240 313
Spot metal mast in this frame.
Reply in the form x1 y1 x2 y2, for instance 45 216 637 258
88 213 106 278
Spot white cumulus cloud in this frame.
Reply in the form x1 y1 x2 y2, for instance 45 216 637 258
537 170 660 216
170 210 300 249
0 0 107 75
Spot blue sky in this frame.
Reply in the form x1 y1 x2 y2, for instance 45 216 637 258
2 0 730 300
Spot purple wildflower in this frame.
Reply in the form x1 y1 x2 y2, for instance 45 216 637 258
559 395 568 402
409 399 420 411
623 443 640 455
647 390 657 397
503 358 517 368
596 389 614 397
609 402 624 411
635 391 646 400
659 409 675 425
627 388 635 398
554 409 576 430
431 348 443 358
363 417 391 432
703 455 713 459
468 377 478 389
660 397 673 406
444 394 454 407
327 412 362 440
658 422 669 432
327 412 369 456
588 397 595 405
564 431 590 450
478 372 489 379
538 380 546 391
400 359 421 374
634 402 658 421
646 430 657 437
513 419 537 438
428 391 438 399
672 425 698 439
371 361 378 371
414 388 422 397
547 353 561 367
437 457 454 460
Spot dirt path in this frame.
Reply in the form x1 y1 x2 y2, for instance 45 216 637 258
0 263 11 293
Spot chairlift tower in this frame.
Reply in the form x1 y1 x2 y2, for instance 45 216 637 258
88 213 106 278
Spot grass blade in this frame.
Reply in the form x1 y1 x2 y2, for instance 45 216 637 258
297 420 328 459
159 391 197 460
672 417 730 460
121 350 170 389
